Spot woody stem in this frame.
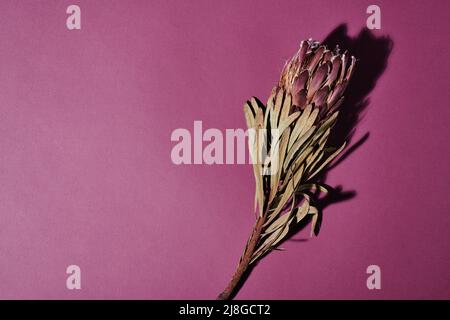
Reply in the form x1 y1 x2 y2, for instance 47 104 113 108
217 216 265 300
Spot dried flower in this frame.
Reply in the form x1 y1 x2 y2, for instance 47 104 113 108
218 40 356 300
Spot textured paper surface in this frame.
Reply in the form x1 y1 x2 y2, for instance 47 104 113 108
0 0 448 299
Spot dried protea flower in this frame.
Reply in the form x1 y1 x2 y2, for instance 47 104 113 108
218 40 356 300
280 39 355 118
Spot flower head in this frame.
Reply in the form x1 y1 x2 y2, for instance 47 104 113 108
279 39 356 118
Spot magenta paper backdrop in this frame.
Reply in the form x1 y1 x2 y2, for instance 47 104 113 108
0 0 449 299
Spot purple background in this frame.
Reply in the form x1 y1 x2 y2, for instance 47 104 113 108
0 0 449 299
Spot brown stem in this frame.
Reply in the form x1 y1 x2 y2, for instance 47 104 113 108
217 216 265 300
